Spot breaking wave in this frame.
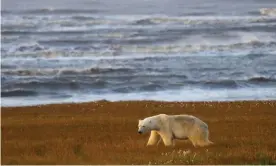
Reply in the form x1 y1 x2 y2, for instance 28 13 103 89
1 67 135 76
1 89 38 97
248 76 276 83
2 8 103 15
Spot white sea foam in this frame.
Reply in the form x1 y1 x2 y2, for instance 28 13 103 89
260 8 276 16
2 87 276 107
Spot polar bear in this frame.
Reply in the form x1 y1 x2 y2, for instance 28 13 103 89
138 114 213 147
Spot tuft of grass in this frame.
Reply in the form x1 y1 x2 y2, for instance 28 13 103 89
7 159 18 165
256 153 276 165
73 144 82 156
150 149 214 165
33 144 47 157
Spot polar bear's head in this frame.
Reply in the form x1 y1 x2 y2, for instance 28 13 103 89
138 117 158 134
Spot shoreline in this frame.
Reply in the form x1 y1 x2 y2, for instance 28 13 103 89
2 100 276 164
2 98 276 108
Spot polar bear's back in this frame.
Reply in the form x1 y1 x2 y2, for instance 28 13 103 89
167 114 208 139
175 115 207 128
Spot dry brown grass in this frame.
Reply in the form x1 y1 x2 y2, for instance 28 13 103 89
1 100 276 164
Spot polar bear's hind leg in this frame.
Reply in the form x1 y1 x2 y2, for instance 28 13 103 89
195 128 214 147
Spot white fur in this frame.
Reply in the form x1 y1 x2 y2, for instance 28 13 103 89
138 114 213 147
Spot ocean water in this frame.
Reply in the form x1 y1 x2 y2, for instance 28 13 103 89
1 0 276 107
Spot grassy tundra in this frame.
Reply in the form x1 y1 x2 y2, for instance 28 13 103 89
1 100 276 164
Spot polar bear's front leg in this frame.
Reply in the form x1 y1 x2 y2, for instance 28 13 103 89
157 137 162 146
147 131 160 146
159 133 174 147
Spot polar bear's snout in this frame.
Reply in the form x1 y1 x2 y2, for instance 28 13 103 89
138 126 146 134
138 118 155 134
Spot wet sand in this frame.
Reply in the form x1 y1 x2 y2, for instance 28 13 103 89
1 100 276 164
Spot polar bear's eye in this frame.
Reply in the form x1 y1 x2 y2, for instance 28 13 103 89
142 125 145 128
